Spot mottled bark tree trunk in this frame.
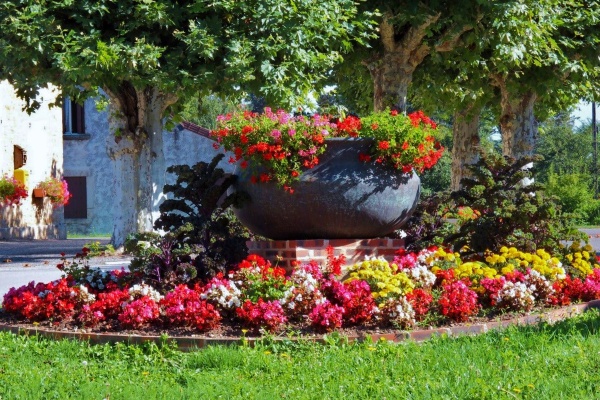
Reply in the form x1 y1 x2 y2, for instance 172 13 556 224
365 13 473 112
365 13 440 112
105 83 177 248
499 91 537 159
451 107 480 191
492 75 538 159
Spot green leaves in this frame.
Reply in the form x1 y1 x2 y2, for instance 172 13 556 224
0 0 376 113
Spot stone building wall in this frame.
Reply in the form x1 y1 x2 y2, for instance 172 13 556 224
63 96 232 236
0 81 66 239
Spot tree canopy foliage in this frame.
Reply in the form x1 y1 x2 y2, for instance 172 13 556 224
0 0 375 115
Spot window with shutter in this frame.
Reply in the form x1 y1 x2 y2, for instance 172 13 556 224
63 176 87 219
62 97 86 134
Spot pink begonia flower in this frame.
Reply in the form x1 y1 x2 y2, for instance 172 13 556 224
271 129 281 139
288 129 296 137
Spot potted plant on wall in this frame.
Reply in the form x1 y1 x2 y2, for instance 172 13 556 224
211 108 444 240
0 175 28 206
36 177 72 207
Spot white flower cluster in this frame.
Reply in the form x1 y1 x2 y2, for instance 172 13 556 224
380 297 415 329
524 269 554 303
128 283 163 302
280 269 324 313
416 249 436 268
290 268 319 292
406 265 436 288
82 268 119 290
280 285 325 311
494 281 535 311
201 281 241 309
77 285 96 303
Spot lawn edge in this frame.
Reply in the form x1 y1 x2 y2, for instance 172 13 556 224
0 302 595 351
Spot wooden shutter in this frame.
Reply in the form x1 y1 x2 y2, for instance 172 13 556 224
72 102 85 134
64 176 87 219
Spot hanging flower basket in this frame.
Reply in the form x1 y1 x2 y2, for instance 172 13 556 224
37 177 71 207
32 188 46 198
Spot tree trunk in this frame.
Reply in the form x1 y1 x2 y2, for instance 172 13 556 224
497 87 538 159
365 13 439 113
451 108 480 191
105 84 175 248
370 60 412 112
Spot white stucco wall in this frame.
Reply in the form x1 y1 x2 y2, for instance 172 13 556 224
0 81 66 239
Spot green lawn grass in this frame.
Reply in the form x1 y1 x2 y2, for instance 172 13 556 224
2 311 600 399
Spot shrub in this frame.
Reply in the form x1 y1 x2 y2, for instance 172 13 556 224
447 153 586 255
153 153 251 280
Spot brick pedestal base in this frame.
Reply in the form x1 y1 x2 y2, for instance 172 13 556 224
247 238 405 269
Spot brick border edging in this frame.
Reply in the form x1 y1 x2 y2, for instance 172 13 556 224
0 302 595 351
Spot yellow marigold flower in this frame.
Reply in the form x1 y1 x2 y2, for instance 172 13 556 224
501 266 514 275
520 260 529 268
500 246 508 253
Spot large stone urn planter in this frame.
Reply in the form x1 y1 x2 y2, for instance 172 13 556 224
232 138 421 240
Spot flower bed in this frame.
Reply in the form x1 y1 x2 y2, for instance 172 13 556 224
2 244 600 340
212 108 443 191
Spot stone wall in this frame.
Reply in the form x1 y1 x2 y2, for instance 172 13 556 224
63 96 233 236
62 96 116 235
0 81 66 239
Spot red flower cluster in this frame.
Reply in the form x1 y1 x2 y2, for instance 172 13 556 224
160 285 221 331
408 110 437 129
236 299 287 333
438 281 479 322
336 115 361 137
406 288 433 320
321 278 375 325
3 279 78 321
308 301 344 333
0 176 28 206
118 296 160 329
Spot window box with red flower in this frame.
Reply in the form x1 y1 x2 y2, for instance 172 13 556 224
212 108 444 240
0 175 28 206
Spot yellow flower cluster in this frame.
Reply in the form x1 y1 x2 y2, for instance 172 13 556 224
453 261 498 281
564 246 598 277
346 258 414 301
425 247 461 270
484 247 565 280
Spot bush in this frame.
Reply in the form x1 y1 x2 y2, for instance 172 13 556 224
544 173 597 224
153 154 252 280
446 153 586 255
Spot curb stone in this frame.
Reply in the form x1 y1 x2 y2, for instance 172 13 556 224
0 302 592 351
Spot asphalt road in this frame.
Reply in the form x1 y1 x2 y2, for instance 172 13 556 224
0 238 131 298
